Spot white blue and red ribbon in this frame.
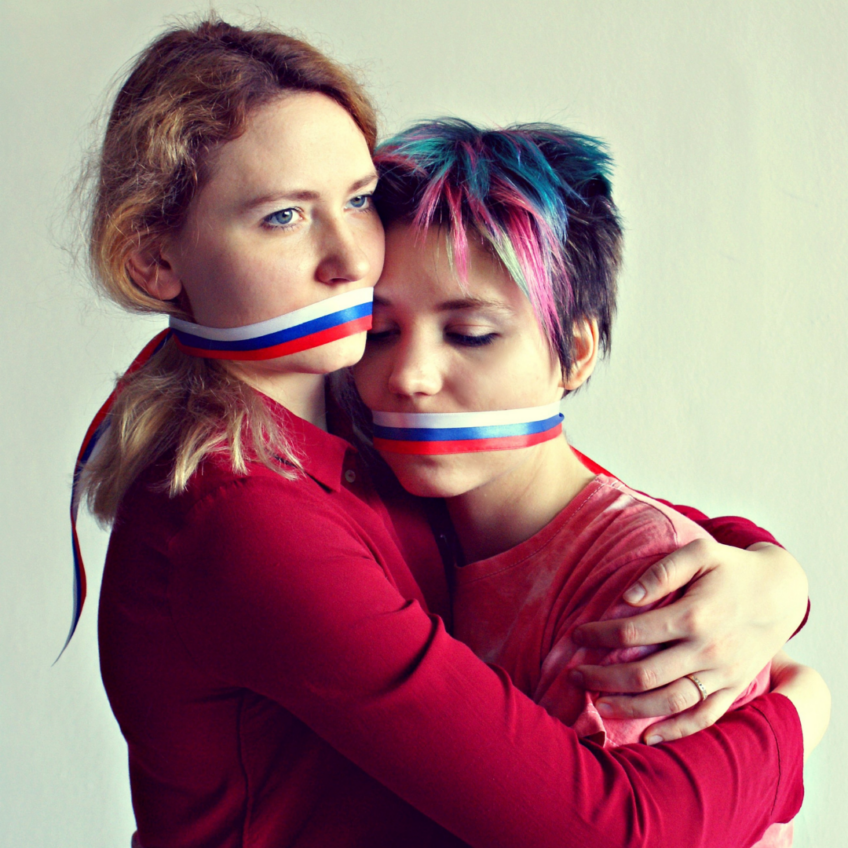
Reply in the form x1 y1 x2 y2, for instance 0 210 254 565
63 329 171 658
169 287 374 360
372 401 565 455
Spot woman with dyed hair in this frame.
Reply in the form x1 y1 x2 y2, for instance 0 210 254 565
75 16 815 848
353 120 828 844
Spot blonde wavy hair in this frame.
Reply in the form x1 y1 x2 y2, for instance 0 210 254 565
81 17 378 522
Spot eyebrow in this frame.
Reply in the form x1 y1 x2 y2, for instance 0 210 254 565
242 172 378 211
374 294 514 314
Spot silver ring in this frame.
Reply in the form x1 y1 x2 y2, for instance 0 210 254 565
685 674 708 702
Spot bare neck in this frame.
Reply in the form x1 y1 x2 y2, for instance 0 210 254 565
446 435 595 563
225 365 328 430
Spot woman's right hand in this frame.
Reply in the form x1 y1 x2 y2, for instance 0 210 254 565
770 650 830 761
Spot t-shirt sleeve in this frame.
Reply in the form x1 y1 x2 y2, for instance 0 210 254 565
168 478 803 848
534 553 684 748
656 500 782 549
571 450 781 549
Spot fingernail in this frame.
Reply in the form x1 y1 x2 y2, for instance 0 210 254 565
569 670 584 687
597 701 613 716
645 735 663 746
624 582 646 604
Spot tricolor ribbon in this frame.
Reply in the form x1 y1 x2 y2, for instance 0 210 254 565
570 447 613 478
169 287 374 360
372 401 565 455
63 329 171 659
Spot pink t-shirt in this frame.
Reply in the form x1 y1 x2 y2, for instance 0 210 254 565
452 474 790 848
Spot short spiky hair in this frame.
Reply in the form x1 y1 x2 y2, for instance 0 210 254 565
374 120 623 378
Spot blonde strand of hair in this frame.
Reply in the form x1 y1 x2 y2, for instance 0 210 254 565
84 342 301 524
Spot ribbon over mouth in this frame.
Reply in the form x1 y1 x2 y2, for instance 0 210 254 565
372 401 564 455
169 287 374 360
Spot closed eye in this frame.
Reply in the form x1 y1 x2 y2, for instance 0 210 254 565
365 327 396 344
446 332 497 348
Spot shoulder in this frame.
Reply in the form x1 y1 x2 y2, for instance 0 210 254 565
180 457 372 559
114 452 372 572
569 475 711 567
185 456 319 515
165 457 403 645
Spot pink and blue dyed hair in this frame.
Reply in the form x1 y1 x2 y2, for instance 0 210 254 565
373 120 622 378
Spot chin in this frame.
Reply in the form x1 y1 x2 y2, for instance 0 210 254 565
288 333 369 374
381 453 479 499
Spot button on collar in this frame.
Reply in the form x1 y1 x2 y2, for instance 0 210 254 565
344 469 356 484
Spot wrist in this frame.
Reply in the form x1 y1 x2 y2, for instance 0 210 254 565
746 543 808 638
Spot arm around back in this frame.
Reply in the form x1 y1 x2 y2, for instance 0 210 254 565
161 465 804 848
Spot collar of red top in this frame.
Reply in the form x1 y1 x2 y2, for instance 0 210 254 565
263 394 355 493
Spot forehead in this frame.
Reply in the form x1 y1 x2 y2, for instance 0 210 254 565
203 92 373 199
379 222 518 304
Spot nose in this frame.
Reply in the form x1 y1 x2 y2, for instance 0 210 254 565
386 333 443 398
316 218 372 285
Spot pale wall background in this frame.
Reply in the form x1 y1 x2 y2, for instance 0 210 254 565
2 1 845 845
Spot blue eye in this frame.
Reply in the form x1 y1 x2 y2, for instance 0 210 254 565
264 208 298 227
348 194 373 210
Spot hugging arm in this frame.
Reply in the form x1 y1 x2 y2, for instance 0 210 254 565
170 477 803 848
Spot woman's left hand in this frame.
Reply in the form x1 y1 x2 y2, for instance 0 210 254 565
570 539 809 744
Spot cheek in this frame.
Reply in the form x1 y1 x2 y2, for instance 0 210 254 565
351 351 387 408
359 216 386 281
449 350 533 409
227 237 318 318
496 341 561 402
181 234 258 298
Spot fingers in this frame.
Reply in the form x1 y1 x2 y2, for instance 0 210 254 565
574 643 717 693
621 538 716 606
574 605 692 652
640 691 735 744
594 673 716 720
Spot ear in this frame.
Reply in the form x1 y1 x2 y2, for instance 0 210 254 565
126 244 183 302
561 318 599 392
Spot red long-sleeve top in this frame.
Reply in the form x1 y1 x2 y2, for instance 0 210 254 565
99 402 803 848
